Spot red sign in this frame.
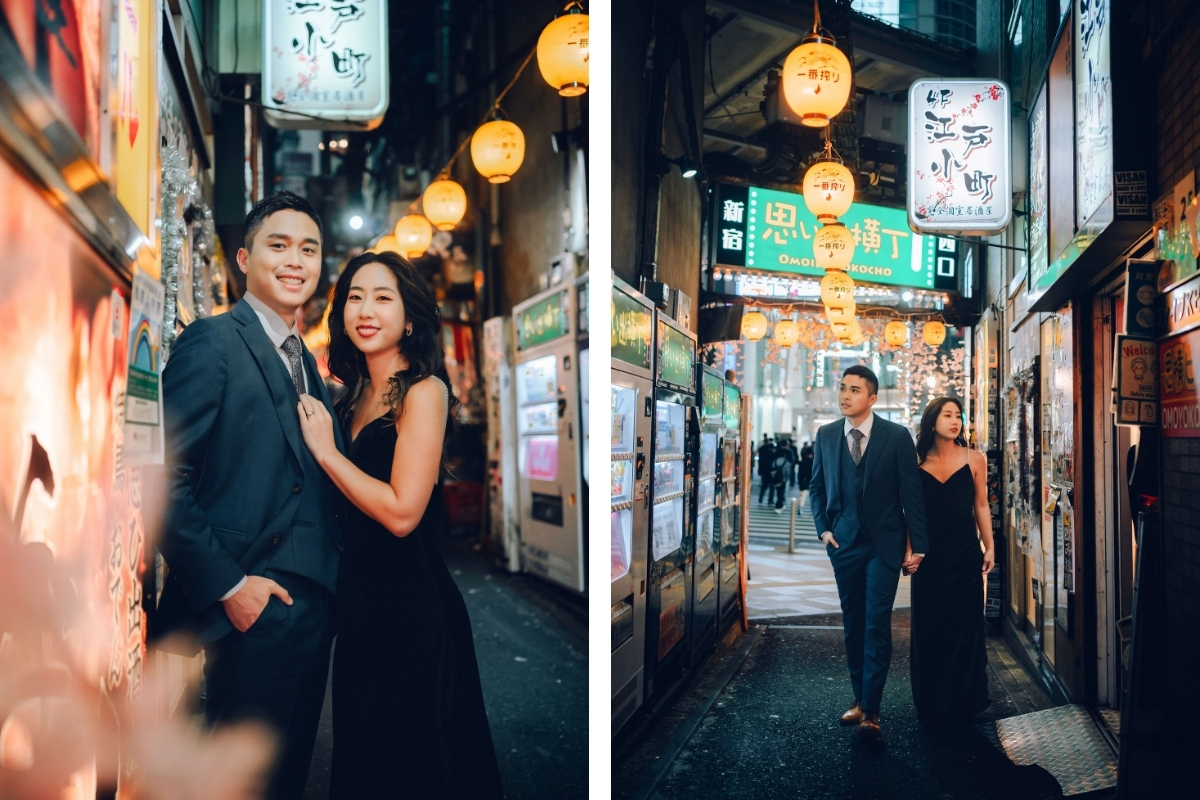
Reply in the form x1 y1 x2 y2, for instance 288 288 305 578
1159 328 1200 437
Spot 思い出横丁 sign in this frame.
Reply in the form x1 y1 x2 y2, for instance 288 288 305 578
264 0 389 129
907 79 1012 235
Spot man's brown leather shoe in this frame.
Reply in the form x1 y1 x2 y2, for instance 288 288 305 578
840 701 863 725
858 712 882 740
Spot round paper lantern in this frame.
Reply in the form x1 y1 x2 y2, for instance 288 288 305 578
841 317 864 346
884 320 909 346
537 10 589 97
470 118 526 183
781 33 853 127
773 319 800 348
422 179 467 231
372 234 402 255
803 158 855 222
813 222 856 271
922 320 947 347
741 310 768 341
825 303 855 325
394 214 433 258
819 267 856 307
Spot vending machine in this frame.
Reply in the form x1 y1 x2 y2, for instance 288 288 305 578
717 381 744 632
482 316 521 571
690 365 723 661
576 274 589 527
644 311 698 701
611 278 654 733
512 283 585 594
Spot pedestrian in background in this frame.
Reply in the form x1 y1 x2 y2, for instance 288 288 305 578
757 435 776 504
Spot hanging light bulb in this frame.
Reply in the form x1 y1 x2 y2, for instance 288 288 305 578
372 234 402 255
394 214 434 258
884 320 909 346
742 310 769 341
819 267 855 307
537 5 589 97
774 319 800 348
781 3 853 127
803 138 855 222
422 178 467 231
813 222 856 271
922 320 947 347
471 114 526 183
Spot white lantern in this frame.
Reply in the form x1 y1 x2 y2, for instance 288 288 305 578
803 158 855 222
819 267 856 307
774 319 800 348
742 310 769 341
470 118 526 183
781 33 853 128
813 222 856 272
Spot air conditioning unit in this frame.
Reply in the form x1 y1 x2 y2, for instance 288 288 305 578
859 94 907 145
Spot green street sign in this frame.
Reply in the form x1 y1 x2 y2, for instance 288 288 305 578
657 320 695 391
516 289 569 350
612 286 652 369
715 182 939 289
702 371 723 422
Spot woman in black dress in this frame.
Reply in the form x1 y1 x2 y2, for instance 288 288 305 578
905 396 994 723
296 251 502 798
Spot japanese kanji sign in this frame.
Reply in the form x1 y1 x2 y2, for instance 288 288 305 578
711 182 948 291
907 79 1012 235
264 1 389 129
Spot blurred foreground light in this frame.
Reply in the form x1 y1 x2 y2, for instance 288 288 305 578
394 214 434 258
741 310 768 341
348 214 364 230
538 6 589 96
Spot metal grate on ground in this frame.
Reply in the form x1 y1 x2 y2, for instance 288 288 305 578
978 704 1118 796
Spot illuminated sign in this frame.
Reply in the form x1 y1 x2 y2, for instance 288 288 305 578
702 371 723 422
712 182 957 290
723 384 741 430
264 0 389 129
516 289 569 350
907 79 1012 235
656 319 695 392
612 286 653 369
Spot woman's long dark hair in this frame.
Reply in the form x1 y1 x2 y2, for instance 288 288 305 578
326 251 458 436
915 396 967 464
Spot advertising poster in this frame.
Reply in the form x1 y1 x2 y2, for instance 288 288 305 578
0 156 153 791
124 268 165 465
114 0 156 235
1160 328 1200 437
1113 335 1158 426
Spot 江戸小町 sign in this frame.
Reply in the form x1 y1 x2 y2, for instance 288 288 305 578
711 182 954 291
264 1 389 129
907 79 1012 235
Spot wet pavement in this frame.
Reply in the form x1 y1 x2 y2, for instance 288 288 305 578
304 536 588 799
614 608 1079 800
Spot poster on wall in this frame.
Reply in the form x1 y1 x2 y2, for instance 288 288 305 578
0 155 151 790
113 0 157 236
907 79 1012 235
1029 84 1049 289
1113 335 1158 426
124 269 165 465
1159 327 1200 438
1075 0 1113 231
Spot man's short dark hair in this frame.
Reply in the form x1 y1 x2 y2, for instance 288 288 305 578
842 365 879 396
243 191 323 251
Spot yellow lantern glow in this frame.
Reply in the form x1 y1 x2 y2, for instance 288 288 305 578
825 303 855 325
372 234 402 255
394 215 433 258
819 267 856 307
840 318 864 346
803 158 855 222
884 320 909 346
537 10 589 97
813 222 856 271
422 179 467 231
922 320 947 347
470 118 526 183
742 310 769 341
781 33 853 127
774 319 800 348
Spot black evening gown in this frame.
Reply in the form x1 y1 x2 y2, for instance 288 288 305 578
911 461 991 722
331 412 503 799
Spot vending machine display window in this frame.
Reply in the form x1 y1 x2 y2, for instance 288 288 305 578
696 508 714 560
657 568 688 661
611 385 638 583
652 399 687 560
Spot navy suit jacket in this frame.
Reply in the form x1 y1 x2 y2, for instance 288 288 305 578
153 299 344 652
807 414 929 570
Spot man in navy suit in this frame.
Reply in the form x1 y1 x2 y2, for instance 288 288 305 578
155 193 343 799
808 365 928 739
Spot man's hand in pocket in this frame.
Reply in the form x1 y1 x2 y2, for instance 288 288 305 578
222 576 293 632
821 532 839 549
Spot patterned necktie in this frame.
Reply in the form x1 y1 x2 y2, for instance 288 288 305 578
849 429 864 465
281 335 306 396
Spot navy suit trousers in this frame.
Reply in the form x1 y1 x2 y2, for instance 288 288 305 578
830 533 901 714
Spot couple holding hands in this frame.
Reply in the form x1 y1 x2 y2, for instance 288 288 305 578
809 365 996 740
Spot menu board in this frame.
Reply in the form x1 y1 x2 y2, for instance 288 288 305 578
516 289 569 350
702 371 724 422
612 285 653 370
657 320 695 391
723 384 742 430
